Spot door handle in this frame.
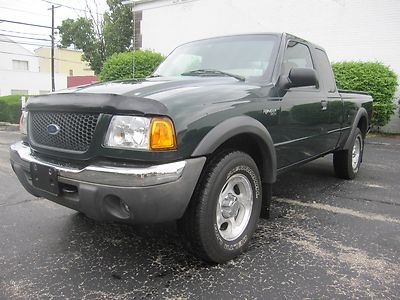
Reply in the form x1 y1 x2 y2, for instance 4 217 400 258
321 100 328 111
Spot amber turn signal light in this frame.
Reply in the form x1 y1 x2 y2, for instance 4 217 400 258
150 118 176 150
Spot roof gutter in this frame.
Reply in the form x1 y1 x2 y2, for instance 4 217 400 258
122 0 200 11
121 0 159 5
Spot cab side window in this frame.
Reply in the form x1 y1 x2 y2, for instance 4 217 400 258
282 41 314 76
315 49 337 93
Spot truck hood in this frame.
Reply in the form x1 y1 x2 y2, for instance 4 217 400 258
26 77 265 116
63 77 250 98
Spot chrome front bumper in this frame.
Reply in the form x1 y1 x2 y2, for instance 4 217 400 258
10 142 206 223
10 142 187 187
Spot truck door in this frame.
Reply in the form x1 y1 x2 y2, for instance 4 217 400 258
313 48 343 150
275 40 327 169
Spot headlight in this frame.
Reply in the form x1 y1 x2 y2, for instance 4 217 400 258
104 116 176 151
105 116 151 150
19 111 28 135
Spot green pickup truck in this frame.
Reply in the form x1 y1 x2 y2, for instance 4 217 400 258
10 33 373 263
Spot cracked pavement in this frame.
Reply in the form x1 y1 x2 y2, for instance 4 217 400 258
0 131 399 299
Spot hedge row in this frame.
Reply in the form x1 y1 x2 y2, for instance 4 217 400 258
0 95 23 123
100 50 164 81
332 61 398 128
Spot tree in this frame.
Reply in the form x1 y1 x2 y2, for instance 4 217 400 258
58 17 105 74
103 0 133 57
58 0 133 74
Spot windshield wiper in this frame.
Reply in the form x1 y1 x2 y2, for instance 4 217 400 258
181 69 245 81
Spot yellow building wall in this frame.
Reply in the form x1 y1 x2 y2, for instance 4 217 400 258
35 48 95 76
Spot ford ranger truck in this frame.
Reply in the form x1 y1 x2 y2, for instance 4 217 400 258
10 33 373 263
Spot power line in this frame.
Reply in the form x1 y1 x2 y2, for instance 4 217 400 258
40 0 103 15
0 33 52 42
0 50 91 65
0 38 52 48
0 19 51 29
0 5 49 17
0 29 51 37
41 0 86 12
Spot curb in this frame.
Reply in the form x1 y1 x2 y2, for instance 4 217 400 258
0 122 19 132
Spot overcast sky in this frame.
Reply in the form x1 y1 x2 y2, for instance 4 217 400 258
0 0 109 52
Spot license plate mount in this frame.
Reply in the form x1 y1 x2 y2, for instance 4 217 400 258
30 163 60 195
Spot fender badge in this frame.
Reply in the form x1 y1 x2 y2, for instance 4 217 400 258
263 108 278 116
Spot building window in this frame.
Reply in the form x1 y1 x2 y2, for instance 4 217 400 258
69 69 74 76
11 89 28 95
133 11 143 49
12 60 29 71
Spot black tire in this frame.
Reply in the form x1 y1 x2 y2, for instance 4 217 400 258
178 151 262 263
333 128 364 180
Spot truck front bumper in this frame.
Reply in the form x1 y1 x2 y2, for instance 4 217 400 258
10 142 206 223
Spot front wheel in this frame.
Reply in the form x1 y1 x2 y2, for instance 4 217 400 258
333 128 364 179
178 151 262 263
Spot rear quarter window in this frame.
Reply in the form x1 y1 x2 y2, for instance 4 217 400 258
315 49 337 93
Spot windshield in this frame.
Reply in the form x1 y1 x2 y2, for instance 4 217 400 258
154 34 279 81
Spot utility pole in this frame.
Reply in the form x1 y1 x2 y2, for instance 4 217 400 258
48 5 60 92
51 5 55 92
132 2 135 79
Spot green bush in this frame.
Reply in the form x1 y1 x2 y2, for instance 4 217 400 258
100 50 164 81
332 61 398 128
0 95 23 123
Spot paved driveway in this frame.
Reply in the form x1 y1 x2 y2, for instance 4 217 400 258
0 131 399 299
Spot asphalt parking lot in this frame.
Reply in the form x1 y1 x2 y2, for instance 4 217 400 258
0 131 399 299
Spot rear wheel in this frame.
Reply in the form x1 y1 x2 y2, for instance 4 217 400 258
178 151 262 263
333 128 364 179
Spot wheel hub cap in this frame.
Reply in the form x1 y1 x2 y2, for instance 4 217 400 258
221 193 240 219
216 174 253 241
352 136 361 171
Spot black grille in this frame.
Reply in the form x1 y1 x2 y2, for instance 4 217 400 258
29 112 99 152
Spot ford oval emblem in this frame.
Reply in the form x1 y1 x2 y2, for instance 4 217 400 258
47 124 60 135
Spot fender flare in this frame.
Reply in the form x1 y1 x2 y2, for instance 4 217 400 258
342 107 369 150
192 116 277 183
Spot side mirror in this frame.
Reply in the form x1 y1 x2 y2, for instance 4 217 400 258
279 68 318 90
